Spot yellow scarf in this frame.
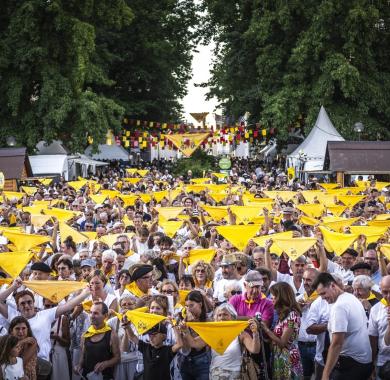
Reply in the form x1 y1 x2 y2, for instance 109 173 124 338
304 291 319 302
366 292 377 302
380 298 388 307
244 293 266 309
126 282 147 298
83 324 111 338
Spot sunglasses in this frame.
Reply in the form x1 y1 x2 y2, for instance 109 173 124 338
230 290 242 295
195 269 205 273
162 289 176 294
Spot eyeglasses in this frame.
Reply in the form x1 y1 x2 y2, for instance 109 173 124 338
162 289 176 294
230 290 242 295
195 269 205 274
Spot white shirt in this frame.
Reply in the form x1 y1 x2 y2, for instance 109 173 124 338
1 357 24 380
328 292 371 363
8 305 57 360
306 297 330 365
276 272 305 296
213 278 245 302
210 337 242 371
296 294 317 343
327 259 354 284
368 301 390 366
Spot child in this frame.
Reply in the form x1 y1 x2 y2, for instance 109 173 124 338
0 335 25 380
123 320 182 380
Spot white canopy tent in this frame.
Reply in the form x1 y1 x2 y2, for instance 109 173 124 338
287 106 344 177
29 154 68 179
84 144 129 161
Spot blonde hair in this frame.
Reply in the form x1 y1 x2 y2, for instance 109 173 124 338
191 260 214 287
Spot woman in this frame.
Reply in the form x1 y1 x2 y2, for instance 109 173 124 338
114 269 132 300
159 279 182 316
87 270 118 311
191 260 214 292
178 275 195 291
261 282 303 380
179 290 210 380
0 335 25 380
223 281 243 302
210 303 260 379
107 296 138 380
8 317 38 380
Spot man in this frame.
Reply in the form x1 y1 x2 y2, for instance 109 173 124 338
264 239 307 296
296 268 319 380
352 275 381 318
213 254 241 304
252 246 265 269
0 278 90 361
76 302 120 380
313 272 372 380
371 276 390 379
255 267 272 296
30 262 51 280
127 264 155 300
80 258 96 280
364 248 382 285
229 270 274 324
101 249 117 286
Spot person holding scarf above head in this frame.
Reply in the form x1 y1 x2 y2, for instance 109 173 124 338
75 302 120 380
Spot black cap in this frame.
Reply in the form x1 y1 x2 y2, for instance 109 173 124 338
350 262 372 272
129 264 153 282
341 248 358 258
145 322 167 335
30 262 51 273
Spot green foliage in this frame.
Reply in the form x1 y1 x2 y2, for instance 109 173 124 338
171 149 215 177
201 0 390 144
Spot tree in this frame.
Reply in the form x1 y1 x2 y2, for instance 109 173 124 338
201 0 390 143
0 1 133 152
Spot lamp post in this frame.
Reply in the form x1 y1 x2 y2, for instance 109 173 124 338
353 122 364 141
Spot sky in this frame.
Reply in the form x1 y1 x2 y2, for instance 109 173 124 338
181 42 220 125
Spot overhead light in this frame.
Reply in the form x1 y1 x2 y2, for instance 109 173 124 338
6 136 16 147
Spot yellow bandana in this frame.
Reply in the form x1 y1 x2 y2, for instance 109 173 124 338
380 298 389 307
126 282 147 298
83 324 111 338
304 291 319 302
366 292 377 301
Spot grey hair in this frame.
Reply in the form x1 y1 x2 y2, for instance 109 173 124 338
352 275 373 290
223 281 242 300
214 303 238 320
102 249 116 261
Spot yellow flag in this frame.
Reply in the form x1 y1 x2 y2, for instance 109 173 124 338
368 220 390 228
300 191 322 203
201 205 229 221
319 183 339 191
338 195 366 208
318 226 358 255
287 167 295 180
263 191 296 202
2 230 51 251
89 194 108 204
22 206 45 215
187 321 249 354
190 178 211 184
31 214 52 228
207 184 230 193
118 194 137 207
326 205 347 217
373 182 390 191
315 194 337 207
163 133 209 157
212 172 228 180
253 231 294 255
22 280 86 303
375 214 390 221
208 192 227 203
43 208 77 222
21 186 38 196
0 252 33 278
299 215 319 226
185 184 207 193
230 206 262 224
122 178 141 184
185 248 216 265
380 245 390 260
67 180 88 191
83 324 111 338
137 170 149 177
322 217 359 232
156 207 184 221
59 222 89 244
37 178 52 186
296 204 325 218
126 168 138 175
168 189 183 202
273 237 317 260
216 224 260 250
99 233 133 248
125 309 166 335
100 189 120 199
82 231 98 241
160 221 183 238
153 191 168 203
3 191 24 201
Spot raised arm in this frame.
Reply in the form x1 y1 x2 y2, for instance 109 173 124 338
56 287 90 318
0 278 23 318
264 239 277 281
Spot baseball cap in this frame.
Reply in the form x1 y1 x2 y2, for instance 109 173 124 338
244 270 263 287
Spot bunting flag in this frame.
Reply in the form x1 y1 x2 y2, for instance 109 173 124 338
296 204 325 218
322 217 359 232
155 207 184 221
380 244 390 260
253 231 294 255
0 252 34 278
300 191 322 204
163 133 210 157
21 186 38 196
299 215 319 226
138 194 152 203
372 182 390 191
89 194 108 204
22 206 45 215
22 280 86 303
83 324 111 338
187 321 249 354
201 205 229 221
230 205 263 224
263 191 296 202
2 230 51 251
160 221 183 238
31 214 52 228
125 309 166 335
43 208 78 222
319 183 339 191
318 227 358 255
185 248 216 265
337 195 366 208
216 224 261 250
326 205 348 217
272 237 317 260
59 222 89 245
168 189 182 202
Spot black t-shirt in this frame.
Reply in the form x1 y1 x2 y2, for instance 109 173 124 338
138 340 175 380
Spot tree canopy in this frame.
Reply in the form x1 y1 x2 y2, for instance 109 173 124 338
0 0 198 152
201 0 390 143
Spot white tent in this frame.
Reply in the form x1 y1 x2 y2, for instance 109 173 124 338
287 106 344 175
29 154 68 179
84 144 129 161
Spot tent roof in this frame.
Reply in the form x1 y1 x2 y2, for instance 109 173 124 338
29 154 68 176
289 106 344 160
71 154 108 167
84 144 129 161
0 148 33 179
36 140 69 155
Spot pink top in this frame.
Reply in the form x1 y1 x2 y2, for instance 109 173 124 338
229 293 274 322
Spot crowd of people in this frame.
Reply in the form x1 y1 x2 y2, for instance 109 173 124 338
0 158 389 380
